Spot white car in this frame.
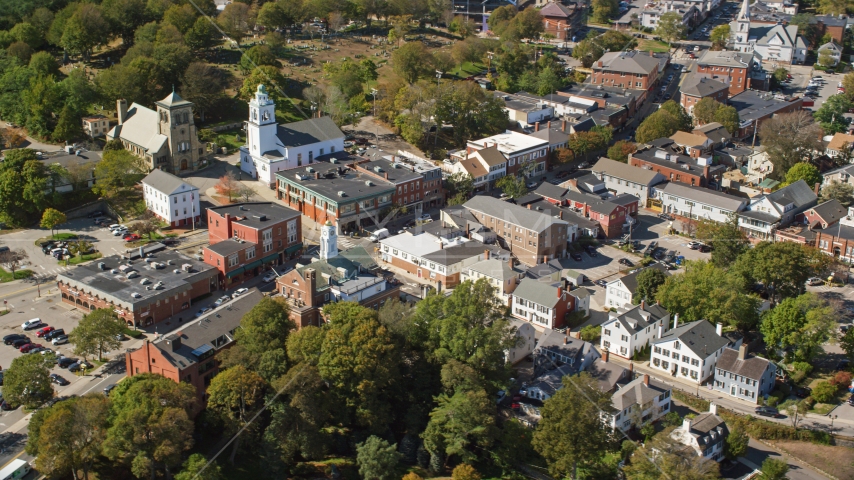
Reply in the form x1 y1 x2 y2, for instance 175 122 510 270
343 140 355 148
262 272 277 283
213 295 231 307
806 277 823 286
108 224 120 230
22 318 43 330
232 287 249 299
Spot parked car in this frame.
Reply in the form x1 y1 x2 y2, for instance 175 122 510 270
1 400 16 411
754 406 780 418
3 334 25 345
87 211 104 218
22 318 43 330
18 343 38 353
104 384 117 396
195 307 212 318
806 277 823 286
595 279 608 288
36 326 54 337
50 374 70 386
848 396 854 406
618 258 634 266
793 386 812 398
213 295 231 307
58 357 77 368
571 252 583 261
262 272 277 283
69 360 93 372
51 335 69 345
586 246 598 257
11 338 30 348
124 234 141 242
836 359 851 371
232 288 249 299
45 329 65 341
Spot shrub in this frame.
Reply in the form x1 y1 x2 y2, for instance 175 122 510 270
811 381 838 403
662 411 682 427
579 324 600 342
791 361 813 383
830 371 852 387
765 394 781 407
451 464 481 480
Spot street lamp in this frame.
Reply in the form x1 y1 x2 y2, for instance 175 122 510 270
436 70 443 87
310 101 317 119
831 414 838 433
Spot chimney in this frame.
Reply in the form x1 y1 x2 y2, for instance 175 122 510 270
598 61 603 67
683 416 693 432
649 50 653 57
641 299 646 310
508 258 514 270
139 246 144 258
117 99 128 125
547 120 551 130
603 350 609 362
716 322 723 337
562 120 567 132
643 374 650 386
439 242 444 250
306 268 317 307
672 313 679 329
315 172 321 179
558 210 563 219
709 402 718 415
543 255 548 264
564 335 568 344
557 286 562 298
384 172 388 180
657 325 663 339
629 362 633 373
815 182 820 195
738 343 748 360
527 204 532 210
484 249 490 260
535 122 540 132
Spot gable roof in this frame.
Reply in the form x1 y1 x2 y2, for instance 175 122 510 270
605 303 670 335
142 169 198 195
276 116 344 147
670 131 712 148
611 376 670 411
592 157 665 186
108 103 168 154
473 146 508 167
539 1 576 17
588 358 629 393
827 133 854 151
513 277 565 308
459 157 489 179
693 123 732 144
467 258 524 281
654 320 729 358
659 182 747 212
532 182 569 201
535 329 598 371
463 195 568 232
808 199 846 225
716 347 774 380
609 263 670 293
765 179 817 209
680 75 730 98
593 51 660 75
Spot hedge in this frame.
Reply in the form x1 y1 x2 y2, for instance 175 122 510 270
672 391 832 445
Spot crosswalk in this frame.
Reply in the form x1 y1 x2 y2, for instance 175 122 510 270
38 264 70 277
337 237 358 251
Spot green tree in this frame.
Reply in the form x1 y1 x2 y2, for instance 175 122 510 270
696 216 749 268
69 309 125 361
239 44 278 74
40 208 67 237
536 66 562 96
53 105 83 142
181 62 226 122
356 436 403 480
218 2 250 43
0 149 49 225
207 365 268 464
714 105 740 135
102 374 196 479
445 171 474 199
591 0 619 23
725 428 749 460
623 427 720 480
656 261 760 333
101 0 147 45
61 3 109 60
785 162 823 188
733 241 816 301
452 464 481 480
655 12 687 45
163 4 198 34
495 174 527 199
239 66 288 105
636 109 682 144
393 41 432 84
840 327 854 361
760 292 835 361
186 16 217 51
3 353 53 409
28 51 60 77
28 394 109 480
759 111 824 179
532 373 616 479
422 387 498 465
607 140 637 163
822 181 854 207
10 22 43 49
660 100 693 131
433 81 508 147
814 94 852 134
635 268 667 304
175 453 223 480
221 296 294 382
319 302 400 431
812 380 838 403
92 149 146 198
710 24 731 50
760 458 789 480
693 97 723 125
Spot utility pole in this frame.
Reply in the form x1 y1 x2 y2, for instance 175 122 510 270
435 71 443 146
370 88 379 146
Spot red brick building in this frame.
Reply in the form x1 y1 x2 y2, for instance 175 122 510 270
680 76 729 114
590 51 661 92
539 1 583 41
629 140 727 188
125 290 263 409
511 278 576 331
57 244 219 328
695 50 767 97
204 202 302 288
351 156 445 209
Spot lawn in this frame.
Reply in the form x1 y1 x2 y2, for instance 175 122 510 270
448 61 487 78
58 252 102 266
0 268 33 282
212 130 246 153
771 440 854 480
808 403 836 415
638 39 671 53
121 326 145 339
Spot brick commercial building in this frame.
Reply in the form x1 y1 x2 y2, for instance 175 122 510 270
57 243 219 328
125 289 263 409
695 50 767 96
276 155 396 234
729 90 803 141
590 51 661 92
204 202 302 288
680 75 730 115
462 195 572 265
630 139 727 188
352 153 445 209
277 221 400 327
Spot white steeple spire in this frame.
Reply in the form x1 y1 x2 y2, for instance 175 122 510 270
738 0 750 21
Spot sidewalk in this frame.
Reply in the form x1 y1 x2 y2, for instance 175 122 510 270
603 352 854 438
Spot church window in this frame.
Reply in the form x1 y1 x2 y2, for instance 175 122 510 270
297 153 302 166
252 110 258 121
309 151 313 162
262 111 269 121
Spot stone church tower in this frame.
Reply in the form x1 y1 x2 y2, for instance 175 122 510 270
155 90 202 172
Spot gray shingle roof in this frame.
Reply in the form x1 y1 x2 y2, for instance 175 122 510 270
697 50 754 68
536 329 597 372
467 258 523 281
513 277 565 308
607 303 670 336
463 195 568 232
808 199 846 225
766 179 818 208
680 75 730 98
654 320 730 358
611 376 670 410
611 263 669 293
593 157 665 186
532 182 568 200
659 182 747 212
276 116 345 147
593 51 660 75
716 347 774 381
588 358 629 393
206 239 252 256
422 241 504 267
142 169 197 196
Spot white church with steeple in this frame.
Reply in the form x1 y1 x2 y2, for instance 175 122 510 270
239 84 346 187
729 0 808 65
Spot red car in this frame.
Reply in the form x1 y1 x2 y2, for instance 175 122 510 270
124 234 140 242
20 343 41 353
36 326 54 337
511 403 521 410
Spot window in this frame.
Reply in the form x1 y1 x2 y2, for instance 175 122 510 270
621 335 629 342
228 255 238 267
604 329 611 336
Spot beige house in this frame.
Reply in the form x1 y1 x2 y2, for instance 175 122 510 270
82 115 109 138
106 91 204 174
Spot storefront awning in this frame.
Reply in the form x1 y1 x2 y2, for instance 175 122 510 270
244 260 262 271
261 253 279 264
284 243 303 254
225 267 245 278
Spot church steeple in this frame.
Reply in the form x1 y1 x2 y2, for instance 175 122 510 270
738 0 750 22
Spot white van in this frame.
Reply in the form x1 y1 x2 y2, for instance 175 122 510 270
0 459 29 480
370 228 390 242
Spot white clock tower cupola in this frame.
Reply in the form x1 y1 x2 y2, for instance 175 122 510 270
320 220 338 260
247 84 277 158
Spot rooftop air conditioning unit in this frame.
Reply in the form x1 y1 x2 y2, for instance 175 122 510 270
140 278 151 285
365 180 374 186
373 166 383 173
173 269 181 274
393 163 401 169
306 166 314 173
338 191 347 197
330 158 338 163
131 293 142 298
126 271 139 279
181 264 193 272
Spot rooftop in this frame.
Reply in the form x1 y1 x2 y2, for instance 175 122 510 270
468 131 548 155
608 263 670 293
559 83 643 108
593 50 660 75
513 278 566 308
355 157 423 184
605 302 670 336
276 154 396 204
827 133 854 151
654 320 730 358
208 202 301 228
57 244 219 310
276 116 345 147
593 157 665 185
632 143 725 179
466 258 525 281
611 375 671 411
697 50 755 68
680 75 730 98
422 241 508 267
728 90 802 124
142 169 198 196
463 195 568 233
716 347 774 381
658 182 747 212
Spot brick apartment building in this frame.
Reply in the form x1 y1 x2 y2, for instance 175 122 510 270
680 75 730 114
125 290 263 409
729 90 803 140
695 50 767 96
630 139 726 188
462 195 571 265
276 154 396 234
204 202 302 288
590 51 661 91
57 244 219 328
539 1 584 41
